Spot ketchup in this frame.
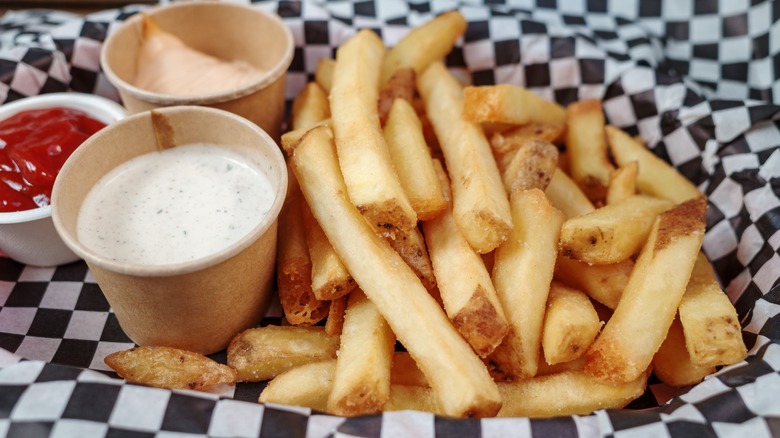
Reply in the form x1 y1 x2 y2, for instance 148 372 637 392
0 107 106 212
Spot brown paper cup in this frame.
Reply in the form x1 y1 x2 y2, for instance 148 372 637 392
100 1 293 140
51 106 288 355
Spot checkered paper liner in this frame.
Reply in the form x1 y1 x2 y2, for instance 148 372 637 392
0 0 779 436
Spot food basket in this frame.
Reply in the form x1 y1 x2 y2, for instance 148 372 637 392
0 1 778 436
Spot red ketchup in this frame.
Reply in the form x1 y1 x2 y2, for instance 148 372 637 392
0 107 106 212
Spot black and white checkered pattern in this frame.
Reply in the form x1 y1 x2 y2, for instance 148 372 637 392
1 0 779 436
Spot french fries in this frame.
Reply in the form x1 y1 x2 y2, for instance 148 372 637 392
302 202 354 301
584 197 706 383
489 189 565 380
678 253 747 367
259 360 335 412
288 125 501 417
315 58 335 94
105 346 236 391
380 10 467 85
423 164 509 357
327 290 395 416
378 68 416 125
418 62 512 253
290 82 330 131
606 125 701 203
501 138 559 193
330 29 417 237
325 294 349 336
652 318 716 387
554 256 632 309
545 168 595 219
383 98 447 220
606 161 638 205
559 195 674 265
227 325 339 382
541 282 602 365
564 100 614 203
463 84 567 126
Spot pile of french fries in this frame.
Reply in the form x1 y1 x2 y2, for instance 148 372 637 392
104 10 748 419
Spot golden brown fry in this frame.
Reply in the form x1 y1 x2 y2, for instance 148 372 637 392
315 57 335 94
490 122 565 156
605 125 701 203
554 256 633 310
380 10 467 85
462 84 566 126
565 100 615 203
105 346 236 391
391 352 429 387
584 197 706 384
227 325 339 382
259 360 335 412
325 293 350 337
418 62 512 253
302 202 354 301
559 195 674 265
423 164 509 357
280 119 331 156
378 68 415 125
653 318 716 387
606 161 638 205
327 290 395 416
496 369 649 418
383 98 447 221
679 253 747 367
289 125 501 417
541 282 602 365
544 168 596 219
330 29 417 237
385 226 437 292
276 189 329 326
489 189 565 380
501 138 559 193
291 82 330 131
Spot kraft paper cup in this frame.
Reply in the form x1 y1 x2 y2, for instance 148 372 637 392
100 1 293 140
51 106 288 355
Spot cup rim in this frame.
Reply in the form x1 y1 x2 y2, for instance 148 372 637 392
51 105 288 277
99 2 295 106
0 92 127 224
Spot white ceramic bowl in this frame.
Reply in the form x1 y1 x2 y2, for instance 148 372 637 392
0 93 126 266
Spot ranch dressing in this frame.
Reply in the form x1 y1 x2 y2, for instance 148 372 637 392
77 143 275 265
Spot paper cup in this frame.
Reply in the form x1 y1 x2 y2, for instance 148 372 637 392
51 106 287 355
100 2 293 140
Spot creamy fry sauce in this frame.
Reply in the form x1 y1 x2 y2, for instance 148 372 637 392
77 143 274 265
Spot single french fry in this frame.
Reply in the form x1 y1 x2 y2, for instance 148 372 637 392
280 119 331 155
496 369 649 418
259 360 335 412
276 189 329 326
489 189 565 380
105 346 236 391
541 282 602 365
422 164 509 357
227 325 339 382
325 293 350 336
565 100 615 203
559 194 674 265
380 10 467 85
554 256 633 309
315 57 335 94
418 62 512 253
462 84 566 126
501 138 559 193
330 29 417 237
291 82 330 131
302 202 354 301
383 98 447 220
544 169 596 219
289 125 501 417
378 68 415 125
606 161 638 205
385 226 437 292
584 197 706 384
678 252 747 367
653 318 716 388
327 290 395 416
605 125 701 203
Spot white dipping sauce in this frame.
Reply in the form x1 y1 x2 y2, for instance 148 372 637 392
77 143 275 265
